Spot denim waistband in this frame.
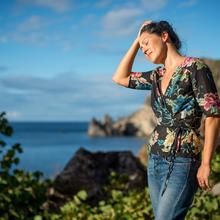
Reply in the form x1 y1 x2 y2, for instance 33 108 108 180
154 124 199 196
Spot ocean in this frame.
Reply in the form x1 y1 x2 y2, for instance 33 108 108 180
1 122 147 179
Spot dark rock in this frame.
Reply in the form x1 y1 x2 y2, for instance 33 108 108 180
53 147 147 205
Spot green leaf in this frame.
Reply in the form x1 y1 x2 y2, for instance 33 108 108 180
77 190 87 201
34 215 43 220
74 195 81 205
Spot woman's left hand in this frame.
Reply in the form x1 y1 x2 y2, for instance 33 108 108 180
196 164 211 190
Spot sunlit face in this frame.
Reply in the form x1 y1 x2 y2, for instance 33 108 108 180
139 31 167 64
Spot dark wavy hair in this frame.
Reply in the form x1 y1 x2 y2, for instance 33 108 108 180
140 21 181 50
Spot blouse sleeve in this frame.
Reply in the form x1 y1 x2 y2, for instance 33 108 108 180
191 60 220 117
128 70 153 90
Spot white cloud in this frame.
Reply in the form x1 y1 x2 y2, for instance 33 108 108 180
90 43 124 55
103 8 142 29
11 31 49 46
95 0 112 8
80 14 98 26
18 16 45 31
98 0 169 38
0 73 147 121
100 8 143 37
178 0 198 7
7 111 22 120
18 0 73 12
140 0 168 11
6 15 75 49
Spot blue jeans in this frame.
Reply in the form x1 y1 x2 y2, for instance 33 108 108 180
147 153 201 220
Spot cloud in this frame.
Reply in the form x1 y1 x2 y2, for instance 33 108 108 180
98 0 168 38
5 15 76 49
100 7 143 37
18 15 46 31
9 15 50 45
102 8 142 29
11 30 49 46
90 43 125 55
0 73 148 121
17 0 73 13
178 0 198 7
80 14 98 26
140 0 168 11
7 12 80 50
94 0 112 8
7 111 22 120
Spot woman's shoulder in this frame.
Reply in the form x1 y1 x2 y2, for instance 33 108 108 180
154 56 205 71
183 57 209 70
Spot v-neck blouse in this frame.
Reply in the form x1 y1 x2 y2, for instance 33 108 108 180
128 57 220 157
159 56 188 96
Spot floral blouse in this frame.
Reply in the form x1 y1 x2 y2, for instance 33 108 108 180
128 57 220 158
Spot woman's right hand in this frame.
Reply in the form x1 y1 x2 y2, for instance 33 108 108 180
137 20 152 39
112 21 152 87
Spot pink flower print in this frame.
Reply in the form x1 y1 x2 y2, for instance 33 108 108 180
203 93 220 111
130 72 149 84
183 69 191 74
130 72 142 80
152 130 159 144
182 57 197 67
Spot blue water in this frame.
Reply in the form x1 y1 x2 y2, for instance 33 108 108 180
1 122 147 179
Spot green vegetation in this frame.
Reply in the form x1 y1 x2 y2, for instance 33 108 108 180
0 112 51 220
0 112 220 220
47 172 153 220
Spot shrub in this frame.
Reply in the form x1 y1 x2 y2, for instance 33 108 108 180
1 111 220 220
0 112 50 220
48 172 153 220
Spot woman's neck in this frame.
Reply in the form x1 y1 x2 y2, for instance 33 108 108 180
163 46 185 71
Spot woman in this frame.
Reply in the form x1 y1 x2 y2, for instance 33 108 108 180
112 20 220 220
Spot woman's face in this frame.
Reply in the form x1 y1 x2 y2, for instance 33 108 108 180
139 31 167 64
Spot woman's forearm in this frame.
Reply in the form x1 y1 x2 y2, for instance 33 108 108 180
112 37 140 87
202 116 220 166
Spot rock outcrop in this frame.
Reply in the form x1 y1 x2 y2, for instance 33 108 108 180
88 115 114 137
88 105 156 137
49 148 147 208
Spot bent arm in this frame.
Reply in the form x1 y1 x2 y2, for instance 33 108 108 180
112 37 139 87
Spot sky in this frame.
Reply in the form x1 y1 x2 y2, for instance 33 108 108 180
0 0 220 122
